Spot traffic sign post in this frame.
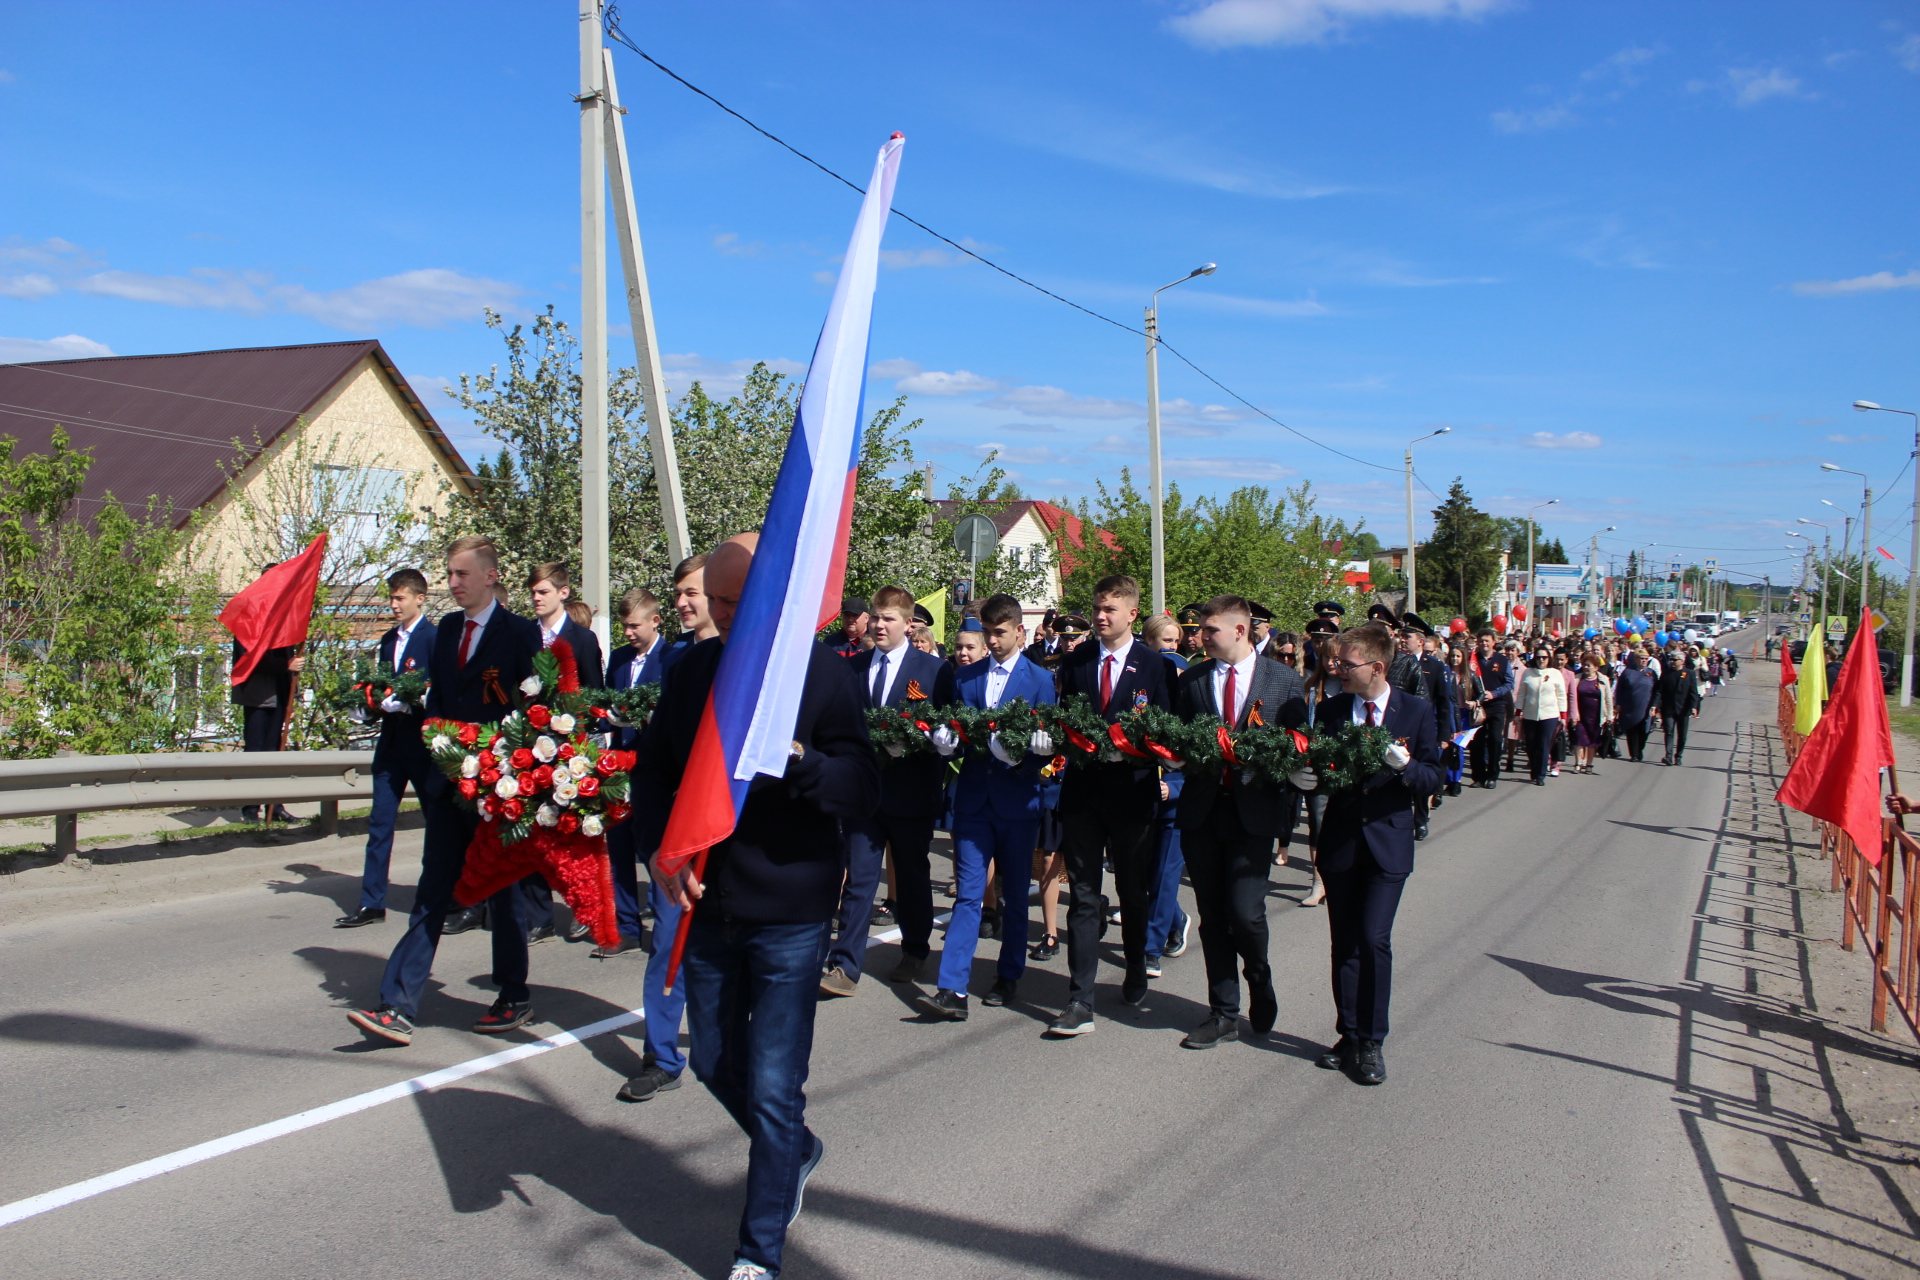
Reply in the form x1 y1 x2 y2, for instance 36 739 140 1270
952 513 999 612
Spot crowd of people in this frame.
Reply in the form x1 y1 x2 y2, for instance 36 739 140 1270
308 531 1736 1280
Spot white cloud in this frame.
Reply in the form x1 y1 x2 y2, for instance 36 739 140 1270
276 269 523 329
1526 431 1604 449
869 358 922 379
75 268 270 311
1175 290 1332 317
0 274 57 299
1091 435 1136 453
1792 269 1920 297
406 374 456 404
1689 66 1813 107
1491 46 1663 135
0 236 95 269
880 248 966 269
712 232 766 258
982 384 1141 419
897 369 1001 396
1492 105 1576 134
976 441 1070 466
1163 455 1298 481
1895 33 1920 73
1169 0 1505 49
660 352 806 401
0 333 116 363
1826 433 1883 444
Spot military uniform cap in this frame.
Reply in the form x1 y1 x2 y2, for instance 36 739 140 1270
1313 600 1346 618
1399 612 1434 637
1366 603 1398 623
1055 613 1091 636
1248 601 1274 622
912 603 935 627
1305 617 1339 635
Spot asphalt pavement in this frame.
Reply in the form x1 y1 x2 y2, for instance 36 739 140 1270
1 668 1912 1279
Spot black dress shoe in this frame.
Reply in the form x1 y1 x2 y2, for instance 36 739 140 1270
979 907 1002 940
1445 781 1463 797
1534 777 1546 787
591 935 643 959
1248 981 1278 1037
870 900 896 925
1355 1040 1386 1085
565 921 595 943
981 977 1017 1007
1046 1002 1095 1036
1028 934 1060 962
1484 779 1497 791
526 924 557 944
1314 1036 1354 1070
1414 821 1430 841
1180 1014 1239 1050
915 988 968 1021
1121 971 1148 1006
334 907 386 929
441 907 483 936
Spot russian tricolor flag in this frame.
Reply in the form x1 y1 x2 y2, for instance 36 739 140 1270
654 133 904 969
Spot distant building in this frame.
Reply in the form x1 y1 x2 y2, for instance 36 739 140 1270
0 340 473 589
930 498 1118 625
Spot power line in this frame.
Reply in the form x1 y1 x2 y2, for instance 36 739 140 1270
599 7 1405 480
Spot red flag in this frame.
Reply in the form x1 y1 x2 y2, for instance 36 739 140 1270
1777 608 1894 865
1780 637 1796 686
220 534 328 686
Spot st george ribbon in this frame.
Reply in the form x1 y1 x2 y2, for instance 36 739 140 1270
653 131 905 985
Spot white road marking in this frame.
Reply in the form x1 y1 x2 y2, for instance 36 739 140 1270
0 1004 645 1230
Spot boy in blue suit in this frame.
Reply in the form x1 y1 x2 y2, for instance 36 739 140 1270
823 585 958 996
916 593 1057 1020
598 587 668 958
336 568 437 929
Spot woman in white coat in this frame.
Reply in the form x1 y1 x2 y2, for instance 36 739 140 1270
1518 646 1569 787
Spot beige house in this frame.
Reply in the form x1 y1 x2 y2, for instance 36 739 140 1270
0 340 474 591
931 498 1119 625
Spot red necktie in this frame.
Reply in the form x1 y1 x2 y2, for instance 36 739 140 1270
1365 699 1378 727
459 619 478 668
1100 654 1114 712
1222 664 1238 726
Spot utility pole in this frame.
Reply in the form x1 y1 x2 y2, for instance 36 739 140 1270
601 45 690 566
578 0 610 653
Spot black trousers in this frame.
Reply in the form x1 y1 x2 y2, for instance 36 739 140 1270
1623 719 1651 762
1323 846 1408 1042
1470 701 1510 782
1662 714 1691 762
1523 717 1558 781
1181 798 1274 1018
1061 807 1154 1007
241 703 284 753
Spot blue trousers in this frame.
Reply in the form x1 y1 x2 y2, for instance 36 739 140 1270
358 757 432 911
643 876 689 1075
682 914 831 1278
1143 820 1187 958
608 819 643 942
832 812 936 978
937 814 1036 993
377 794 529 1019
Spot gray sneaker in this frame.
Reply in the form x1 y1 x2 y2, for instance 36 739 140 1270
615 1063 682 1103
818 965 858 998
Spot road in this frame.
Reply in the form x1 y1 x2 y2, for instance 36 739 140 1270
2 664 1915 1279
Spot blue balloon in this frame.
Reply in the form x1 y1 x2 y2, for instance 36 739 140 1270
1613 618 1631 635
1583 627 1600 639
1654 630 1670 646
1633 617 1649 633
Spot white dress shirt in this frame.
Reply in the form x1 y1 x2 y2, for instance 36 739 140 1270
1349 687 1391 726
985 655 1019 708
539 613 565 648
869 640 910 705
390 615 420 663
624 634 659 687
1211 652 1258 725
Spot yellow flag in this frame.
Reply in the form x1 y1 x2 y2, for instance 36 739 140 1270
1795 635 1828 736
916 588 946 638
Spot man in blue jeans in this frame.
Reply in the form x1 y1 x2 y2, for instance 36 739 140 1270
637 535 879 1280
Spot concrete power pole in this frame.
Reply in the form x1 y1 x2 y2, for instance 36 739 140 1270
578 1 611 654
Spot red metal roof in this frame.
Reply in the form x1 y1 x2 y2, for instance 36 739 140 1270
0 339 471 527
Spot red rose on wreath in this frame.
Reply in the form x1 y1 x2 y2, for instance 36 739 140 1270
557 742 575 761
527 705 551 729
517 773 538 797
482 795 500 816
556 812 580 835
577 775 600 798
607 802 631 823
457 723 480 747
597 752 619 777
458 778 480 800
477 751 495 770
510 748 534 771
502 797 525 821
480 768 500 787
534 764 555 790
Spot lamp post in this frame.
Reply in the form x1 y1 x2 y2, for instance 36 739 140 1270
1583 525 1615 624
1143 263 1217 619
1525 498 1558 636
1797 519 1831 647
1787 530 1825 646
1820 459 1874 616
1403 427 1449 616
1852 401 1920 704
1821 498 1853 624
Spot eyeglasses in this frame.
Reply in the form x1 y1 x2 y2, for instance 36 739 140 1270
1277 649 1297 661
1321 657 1380 673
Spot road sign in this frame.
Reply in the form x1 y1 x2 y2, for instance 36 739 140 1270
1669 560 1683 573
1871 607 1890 633
953 513 999 564
1705 558 1718 571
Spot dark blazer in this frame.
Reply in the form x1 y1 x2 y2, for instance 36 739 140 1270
952 653 1058 822
371 617 437 773
552 616 605 689
853 643 958 818
425 606 542 727
630 638 879 925
606 638 667 750
1174 655 1308 838
1419 652 1457 741
1313 689 1445 877
1655 663 1701 719
1614 668 1656 727
230 641 295 709
1056 638 1173 822
1478 651 1516 704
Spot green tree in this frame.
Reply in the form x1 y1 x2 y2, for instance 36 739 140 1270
1415 478 1506 625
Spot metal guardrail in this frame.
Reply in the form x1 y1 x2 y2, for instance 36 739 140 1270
0 750 376 858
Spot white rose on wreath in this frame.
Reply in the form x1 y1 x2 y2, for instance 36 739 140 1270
552 777 579 805
568 754 591 778
550 712 576 735
494 774 519 800
460 755 480 779
533 735 559 763
535 802 560 828
431 733 454 753
520 676 543 697
581 813 604 838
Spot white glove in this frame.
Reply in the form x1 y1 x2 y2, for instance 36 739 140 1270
1384 742 1411 772
931 725 959 757
1288 767 1319 792
1028 729 1054 757
885 742 905 758
988 733 1016 766
379 695 406 714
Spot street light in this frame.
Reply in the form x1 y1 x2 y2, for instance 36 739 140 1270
1852 400 1920 704
1820 460 1873 617
1583 525 1615 623
1525 498 1558 634
1143 262 1217 618
1821 498 1855 623
1403 427 1450 615
1798 518 1831 646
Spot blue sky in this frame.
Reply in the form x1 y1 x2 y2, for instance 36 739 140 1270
4 0 1918 584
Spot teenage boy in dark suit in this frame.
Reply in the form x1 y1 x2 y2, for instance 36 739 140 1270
336 568 437 928
1301 623 1444 1085
598 587 668 959
346 535 543 1046
518 561 606 943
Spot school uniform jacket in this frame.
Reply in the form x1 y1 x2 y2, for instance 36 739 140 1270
371 617 437 774
952 653 1057 823
1312 688 1444 877
553 616 605 689
1173 654 1308 838
852 643 958 818
605 639 667 751
1056 637 1173 823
